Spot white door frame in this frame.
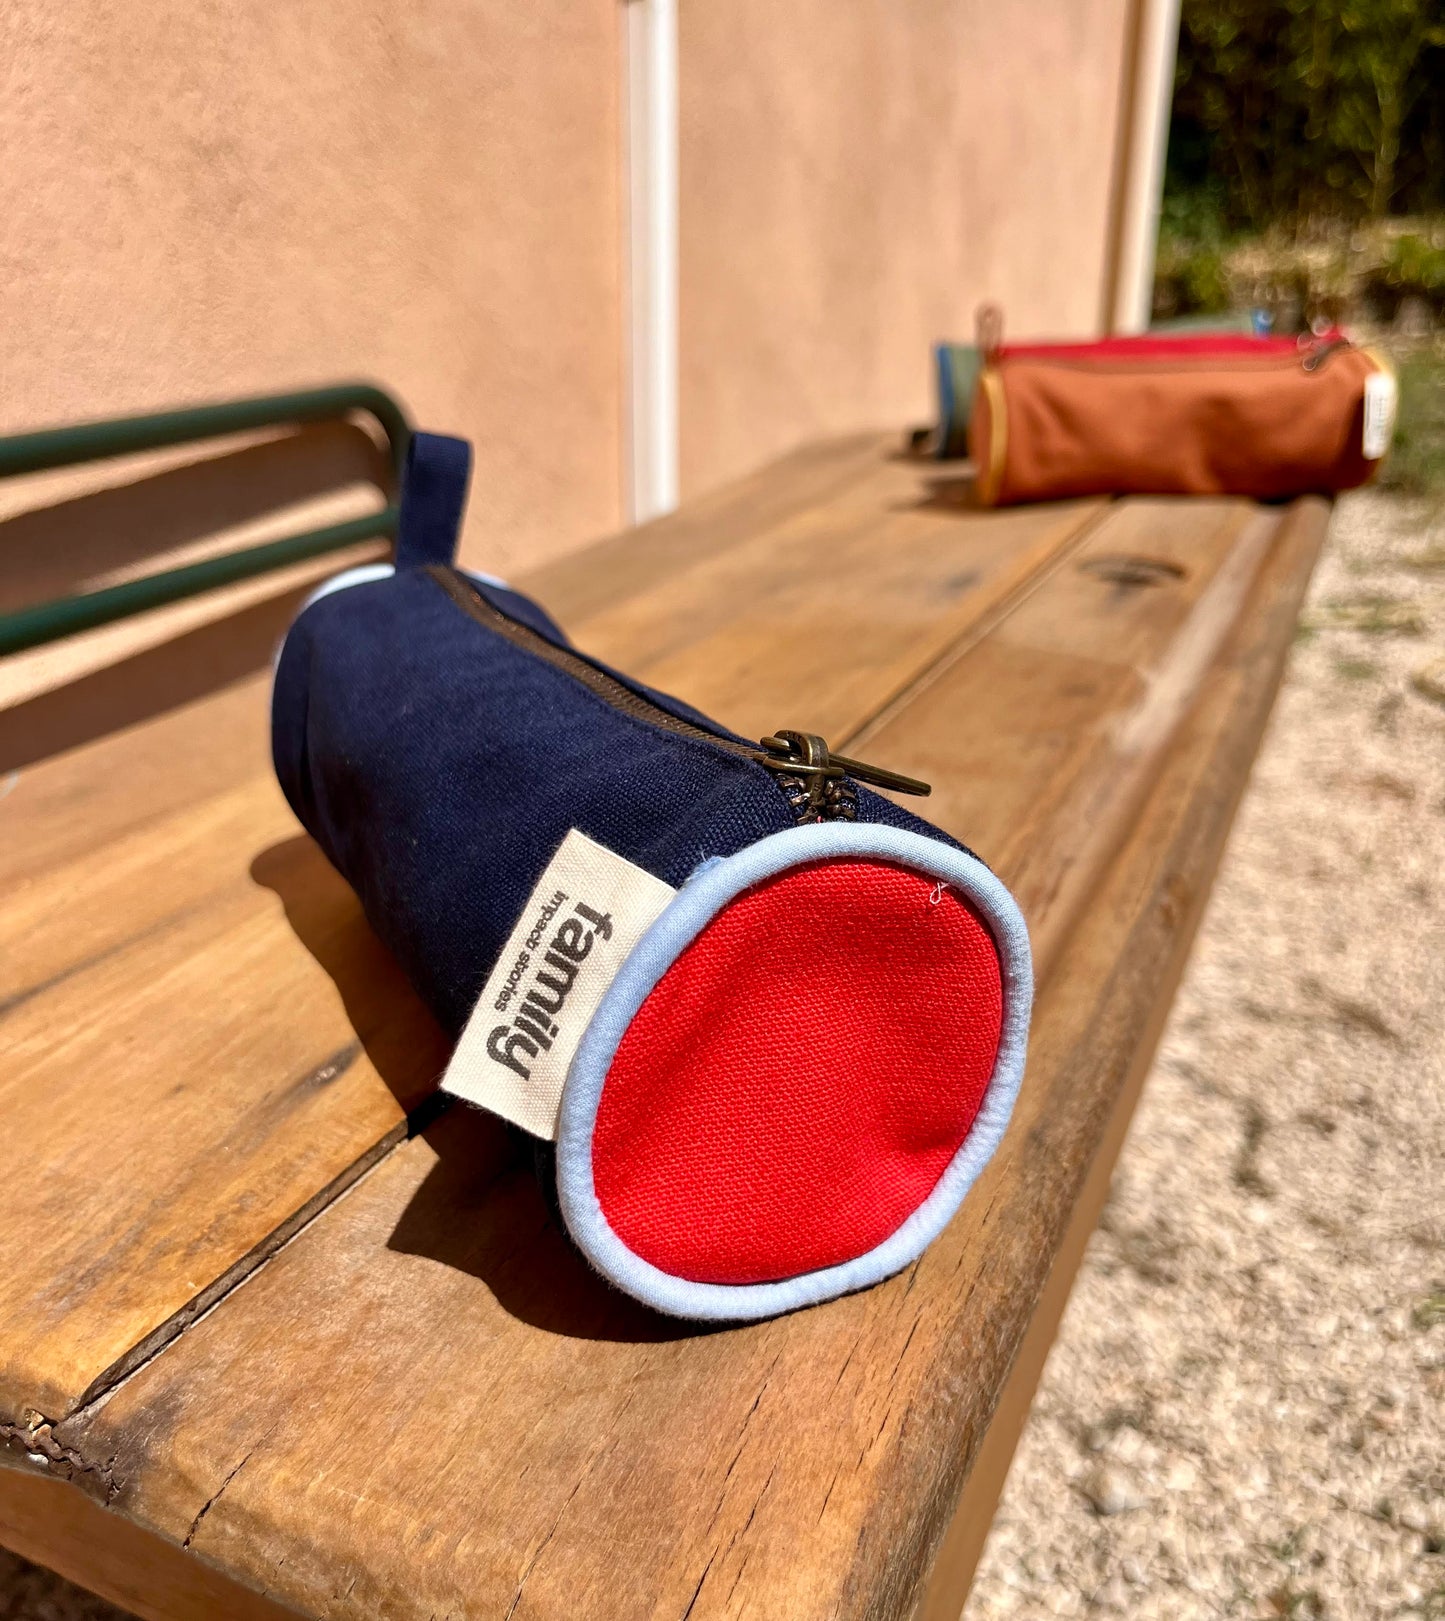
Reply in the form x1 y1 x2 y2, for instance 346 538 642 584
622 0 679 524
1108 0 1183 333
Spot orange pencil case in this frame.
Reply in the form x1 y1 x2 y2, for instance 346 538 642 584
969 329 1396 506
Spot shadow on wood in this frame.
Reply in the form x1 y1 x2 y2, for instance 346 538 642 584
0 587 312 772
0 421 388 615
0 421 392 769
908 471 985 513
386 1106 705 1343
248 835 452 1116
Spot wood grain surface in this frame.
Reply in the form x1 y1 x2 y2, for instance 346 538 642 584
913 497 1328 1618
0 439 1100 1424
0 437 1329 1620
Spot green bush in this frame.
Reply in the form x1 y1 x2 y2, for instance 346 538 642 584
1378 346 1445 497
1169 0 1445 233
1382 234 1445 301
1155 231 1233 315
1153 216 1445 329
1154 5 1445 494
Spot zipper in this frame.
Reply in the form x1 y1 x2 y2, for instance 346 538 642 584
424 564 930 824
975 298 1349 368
1300 335 1352 372
997 332 1352 375
1000 334 1297 362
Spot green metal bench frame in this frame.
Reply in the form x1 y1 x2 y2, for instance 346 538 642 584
0 383 412 657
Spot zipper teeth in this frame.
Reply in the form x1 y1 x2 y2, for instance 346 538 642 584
1002 340 1294 361
999 351 1325 375
424 564 768 767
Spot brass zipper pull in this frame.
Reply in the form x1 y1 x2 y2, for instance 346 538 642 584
830 749 932 797
759 731 931 798
1300 334 1352 373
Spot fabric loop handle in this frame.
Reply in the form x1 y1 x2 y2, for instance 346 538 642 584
394 431 472 569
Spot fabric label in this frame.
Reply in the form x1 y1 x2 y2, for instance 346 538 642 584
441 829 677 1140
1363 370 1398 460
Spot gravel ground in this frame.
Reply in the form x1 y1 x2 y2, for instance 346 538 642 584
0 1555 124 1621
2 492 1442 1621
965 488 1445 1621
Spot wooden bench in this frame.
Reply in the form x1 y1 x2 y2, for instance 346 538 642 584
0 435 1328 1621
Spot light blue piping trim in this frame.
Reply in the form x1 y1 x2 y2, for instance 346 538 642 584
271 563 511 677
555 822 1033 1322
293 562 511 621
297 560 398 613
270 562 398 678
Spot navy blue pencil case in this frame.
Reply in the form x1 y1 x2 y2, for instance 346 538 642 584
272 433 1032 1321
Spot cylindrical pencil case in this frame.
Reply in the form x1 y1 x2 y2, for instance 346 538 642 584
931 313 1266 460
272 432 1032 1322
969 324 1395 506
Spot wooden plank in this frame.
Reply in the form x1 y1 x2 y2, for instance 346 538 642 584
0 543 387 738
0 789 450 1415
0 1465 305 1621
565 468 1106 745
12 499 1328 1619
849 495 1282 965
912 935 1183 1621
909 497 1329 1621
1 658 272 887
0 440 1100 1424
521 432 893 627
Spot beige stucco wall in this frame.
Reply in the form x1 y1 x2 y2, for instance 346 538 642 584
2 0 1137 605
0 0 622 578
677 0 1134 498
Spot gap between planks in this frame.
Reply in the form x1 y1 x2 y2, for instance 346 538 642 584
15 1123 413 1468
840 499 1118 756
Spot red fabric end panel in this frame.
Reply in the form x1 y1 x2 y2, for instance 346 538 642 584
591 859 1005 1285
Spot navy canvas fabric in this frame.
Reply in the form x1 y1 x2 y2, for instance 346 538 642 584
271 432 978 1040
